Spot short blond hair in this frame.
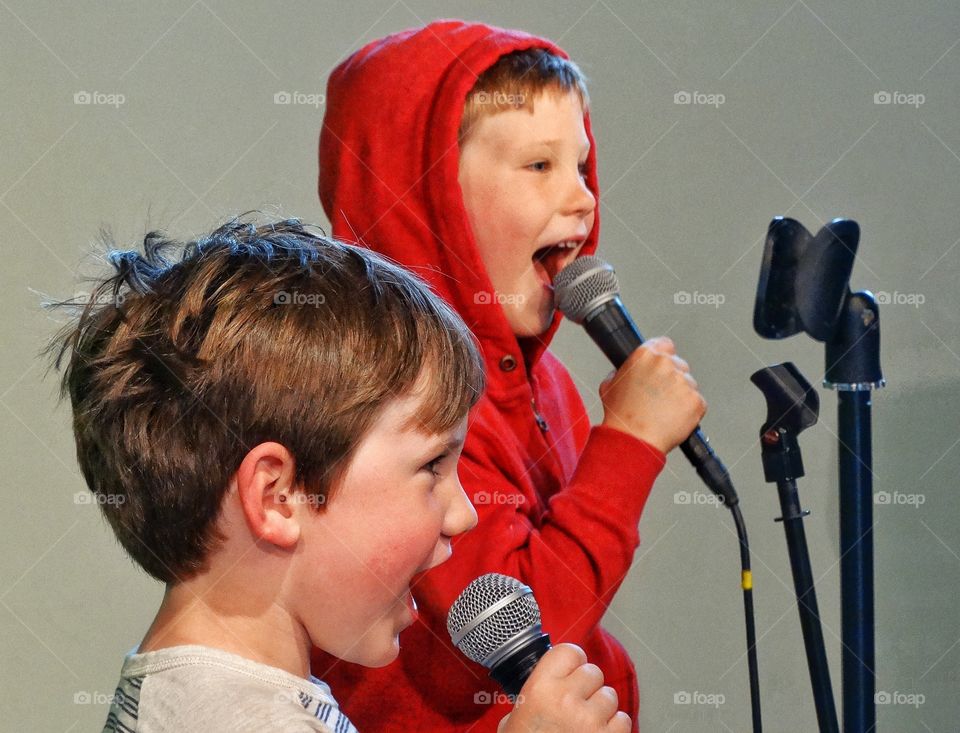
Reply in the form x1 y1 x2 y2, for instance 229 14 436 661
460 48 590 142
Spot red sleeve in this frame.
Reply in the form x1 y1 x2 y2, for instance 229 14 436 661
435 422 666 644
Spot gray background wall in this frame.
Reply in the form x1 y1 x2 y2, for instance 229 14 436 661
2 1 958 730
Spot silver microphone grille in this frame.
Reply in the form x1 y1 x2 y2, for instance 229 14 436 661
447 573 542 667
553 255 620 323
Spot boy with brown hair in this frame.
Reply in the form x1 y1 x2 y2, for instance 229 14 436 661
52 217 629 732
317 20 706 732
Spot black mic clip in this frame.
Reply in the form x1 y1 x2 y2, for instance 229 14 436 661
750 362 819 488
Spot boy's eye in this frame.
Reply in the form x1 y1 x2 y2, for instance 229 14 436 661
423 454 447 478
527 161 550 172
578 162 589 177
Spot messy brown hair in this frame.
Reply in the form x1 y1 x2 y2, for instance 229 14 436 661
49 216 485 584
459 47 590 142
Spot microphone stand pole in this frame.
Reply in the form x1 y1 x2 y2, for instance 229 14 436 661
824 294 883 733
752 363 839 733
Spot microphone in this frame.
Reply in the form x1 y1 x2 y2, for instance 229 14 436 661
447 573 552 697
553 255 738 507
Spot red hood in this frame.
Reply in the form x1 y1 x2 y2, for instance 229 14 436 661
319 19 600 397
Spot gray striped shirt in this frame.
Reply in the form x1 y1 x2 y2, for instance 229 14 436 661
101 644 358 732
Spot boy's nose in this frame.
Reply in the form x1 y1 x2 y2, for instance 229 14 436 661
445 478 479 537
563 171 596 219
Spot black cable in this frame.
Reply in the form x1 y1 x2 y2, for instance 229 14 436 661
730 502 762 733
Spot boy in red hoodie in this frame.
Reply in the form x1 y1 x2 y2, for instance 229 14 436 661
316 20 706 732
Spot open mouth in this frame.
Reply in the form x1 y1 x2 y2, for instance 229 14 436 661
532 240 582 286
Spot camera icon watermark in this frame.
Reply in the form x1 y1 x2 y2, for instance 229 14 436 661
273 290 326 307
472 90 525 107
674 90 725 108
874 91 925 108
875 290 925 307
74 90 126 108
74 491 126 506
875 690 925 708
73 290 127 308
281 492 326 508
274 91 326 108
73 690 117 705
673 290 725 308
874 490 925 508
673 690 725 708
474 690 521 705
674 490 724 507
473 491 525 507
474 290 526 306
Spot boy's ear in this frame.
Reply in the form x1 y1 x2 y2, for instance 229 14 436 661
235 442 301 548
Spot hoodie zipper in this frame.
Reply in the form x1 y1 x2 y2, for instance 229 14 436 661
531 398 549 433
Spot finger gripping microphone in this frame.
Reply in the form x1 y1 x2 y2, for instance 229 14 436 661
447 573 551 697
554 255 738 507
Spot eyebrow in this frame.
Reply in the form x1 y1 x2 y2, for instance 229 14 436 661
440 436 465 452
421 434 465 456
515 138 591 153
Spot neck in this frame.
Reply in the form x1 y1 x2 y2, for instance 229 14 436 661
138 577 310 679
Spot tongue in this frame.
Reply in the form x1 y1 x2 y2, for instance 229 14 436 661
537 247 569 282
532 257 551 287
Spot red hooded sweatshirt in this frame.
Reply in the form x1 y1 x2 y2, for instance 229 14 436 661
314 20 666 732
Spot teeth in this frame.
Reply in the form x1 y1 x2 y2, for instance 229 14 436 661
534 241 580 262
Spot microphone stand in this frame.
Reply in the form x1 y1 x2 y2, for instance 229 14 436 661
752 363 839 733
825 294 883 733
754 218 884 732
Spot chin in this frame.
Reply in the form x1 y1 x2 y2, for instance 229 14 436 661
367 648 401 668
350 638 401 669
506 303 556 338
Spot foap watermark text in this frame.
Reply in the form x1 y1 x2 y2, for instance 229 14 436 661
274 91 326 108
274 290 325 307
674 490 725 507
674 91 725 108
74 91 125 108
874 490 925 508
674 690 725 708
674 291 725 308
474 290 526 306
875 291 925 307
474 690 523 705
875 690 925 708
874 91 925 108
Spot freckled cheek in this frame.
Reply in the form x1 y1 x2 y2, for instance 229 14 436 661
362 523 443 586
474 181 532 244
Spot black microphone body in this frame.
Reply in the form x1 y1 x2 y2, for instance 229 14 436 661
490 633 552 697
579 295 739 507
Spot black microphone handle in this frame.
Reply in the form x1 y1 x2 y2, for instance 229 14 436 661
581 298 739 507
489 633 552 697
